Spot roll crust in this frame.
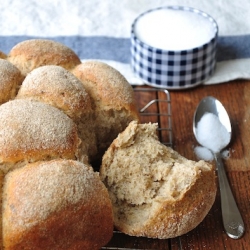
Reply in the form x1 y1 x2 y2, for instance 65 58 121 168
3 159 113 250
0 59 24 105
0 99 82 173
72 61 138 112
7 39 81 76
17 65 92 119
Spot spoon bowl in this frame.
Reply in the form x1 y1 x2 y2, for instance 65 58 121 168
193 96 232 150
193 96 245 239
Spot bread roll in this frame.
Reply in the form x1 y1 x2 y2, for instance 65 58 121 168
0 59 24 105
0 99 84 173
16 65 97 161
7 39 81 76
17 65 92 119
3 159 113 250
72 61 140 158
100 121 217 239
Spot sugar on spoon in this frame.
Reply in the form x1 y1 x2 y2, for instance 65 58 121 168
193 96 245 239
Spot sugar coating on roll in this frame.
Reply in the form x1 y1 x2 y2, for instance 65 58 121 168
7 39 81 76
17 65 92 119
72 61 138 110
3 159 113 250
0 59 24 104
0 99 83 173
100 121 217 239
72 60 140 158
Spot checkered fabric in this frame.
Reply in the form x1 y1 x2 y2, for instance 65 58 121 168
131 6 218 89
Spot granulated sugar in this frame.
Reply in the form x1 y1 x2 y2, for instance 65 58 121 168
222 149 230 159
194 146 231 161
194 112 231 161
134 8 216 50
194 146 214 161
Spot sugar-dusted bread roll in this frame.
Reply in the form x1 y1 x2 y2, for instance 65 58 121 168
16 65 97 161
0 59 24 105
17 65 92 119
0 99 84 173
100 121 217 239
2 159 113 250
7 39 81 76
72 61 140 158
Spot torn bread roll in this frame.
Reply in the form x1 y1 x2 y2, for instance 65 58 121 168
100 121 217 239
0 99 85 173
7 39 81 76
2 159 113 250
72 60 140 159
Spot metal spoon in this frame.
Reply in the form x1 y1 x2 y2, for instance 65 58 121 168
193 96 245 239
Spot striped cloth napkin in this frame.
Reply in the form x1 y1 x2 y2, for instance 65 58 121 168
1 0 250 86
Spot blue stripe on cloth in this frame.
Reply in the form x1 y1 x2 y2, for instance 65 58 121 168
0 35 130 63
1 35 250 63
216 35 250 61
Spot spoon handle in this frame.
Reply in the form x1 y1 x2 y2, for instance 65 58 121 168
214 153 245 239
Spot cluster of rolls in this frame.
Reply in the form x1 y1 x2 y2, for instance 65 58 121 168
0 39 139 250
0 39 217 249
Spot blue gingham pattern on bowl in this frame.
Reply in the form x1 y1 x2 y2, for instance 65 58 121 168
131 6 218 89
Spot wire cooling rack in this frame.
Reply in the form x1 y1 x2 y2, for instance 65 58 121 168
102 88 173 250
133 87 172 147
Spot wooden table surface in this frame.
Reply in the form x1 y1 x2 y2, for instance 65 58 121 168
103 80 250 250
